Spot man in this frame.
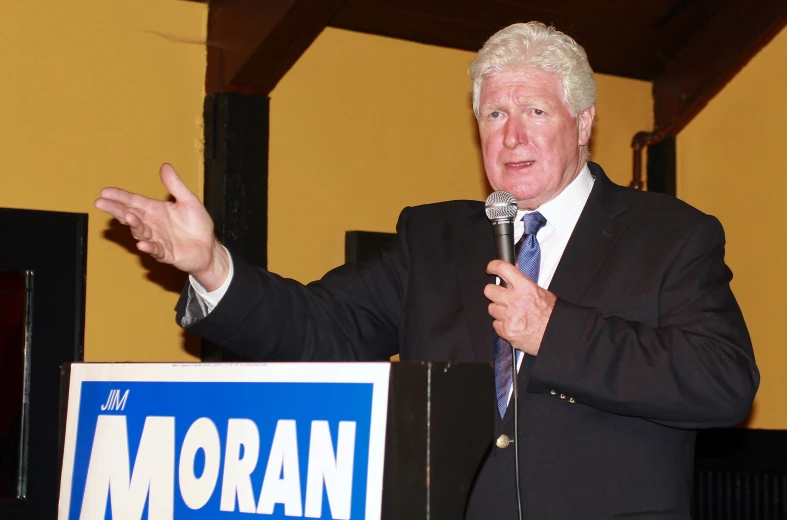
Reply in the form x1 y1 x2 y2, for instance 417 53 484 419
96 22 758 519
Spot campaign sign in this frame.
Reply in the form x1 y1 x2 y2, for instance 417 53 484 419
58 363 391 520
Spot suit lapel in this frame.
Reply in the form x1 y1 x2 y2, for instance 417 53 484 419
547 164 630 303
453 210 496 363
501 164 630 429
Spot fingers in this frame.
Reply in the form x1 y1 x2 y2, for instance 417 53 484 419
124 212 152 241
95 163 194 221
94 197 131 223
94 197 147 233
487 259 526 288
137 240 165 260
490 320 522 351
159 163 198 203
489 301 523 348
95 189 159 230
484 282 506 302
488 302 506 321
97 186 150 208
123 211 141 228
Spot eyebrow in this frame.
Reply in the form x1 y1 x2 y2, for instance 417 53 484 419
479 102 502 112
480 97 556 112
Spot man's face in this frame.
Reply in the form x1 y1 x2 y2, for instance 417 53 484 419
477 67 594 209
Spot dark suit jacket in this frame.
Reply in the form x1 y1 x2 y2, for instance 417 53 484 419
178 162 758 519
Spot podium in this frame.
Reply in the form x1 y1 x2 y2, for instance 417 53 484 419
58 362 493 520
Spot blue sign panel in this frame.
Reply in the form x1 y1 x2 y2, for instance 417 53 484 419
59 364 390 520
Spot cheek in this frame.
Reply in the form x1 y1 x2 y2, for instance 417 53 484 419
480 134 500 162
539 127 577 160
483 141 499 159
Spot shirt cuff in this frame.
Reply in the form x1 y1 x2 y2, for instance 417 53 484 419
188 246 234 313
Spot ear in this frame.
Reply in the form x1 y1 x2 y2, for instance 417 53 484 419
577 105 595 146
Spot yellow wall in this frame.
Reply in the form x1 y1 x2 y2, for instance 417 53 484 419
0 0 207 361
678 25 787 430
0 8 655 370
269 27 653 283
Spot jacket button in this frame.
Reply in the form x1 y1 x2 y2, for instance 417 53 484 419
550 390 557 395
496 434 510 449
559 394 566 399
569 397 576 404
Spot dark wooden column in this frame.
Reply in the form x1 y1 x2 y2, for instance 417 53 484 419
646 137 676 196
204 94 269 269
201 94 269 361
199 0 347 361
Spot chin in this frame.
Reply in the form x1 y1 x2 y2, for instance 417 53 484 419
490 173 542 198
503 185 542 204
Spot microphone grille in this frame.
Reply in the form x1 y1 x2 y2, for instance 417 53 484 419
484 191 518 221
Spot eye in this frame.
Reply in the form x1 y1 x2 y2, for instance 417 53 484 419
489 110 502 119
533 108 545 116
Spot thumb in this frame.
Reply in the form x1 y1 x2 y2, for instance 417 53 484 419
489 259 522 287
159 163 198 203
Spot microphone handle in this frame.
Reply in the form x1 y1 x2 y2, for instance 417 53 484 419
491 220 515 288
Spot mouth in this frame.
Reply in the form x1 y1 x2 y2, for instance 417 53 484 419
504 160 535 169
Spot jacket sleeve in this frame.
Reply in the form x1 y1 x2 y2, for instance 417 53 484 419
528 215 759 429
175 209 412 362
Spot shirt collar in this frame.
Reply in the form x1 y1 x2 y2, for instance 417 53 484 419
516 162 594 231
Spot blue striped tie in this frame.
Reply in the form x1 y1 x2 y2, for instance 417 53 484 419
494 211 547 419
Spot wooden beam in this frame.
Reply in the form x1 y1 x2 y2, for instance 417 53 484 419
653 0 787 136
206 0 349 96
328 0 665 80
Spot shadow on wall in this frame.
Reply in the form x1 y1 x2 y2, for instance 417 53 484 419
101 219 187 294
101 217 201 359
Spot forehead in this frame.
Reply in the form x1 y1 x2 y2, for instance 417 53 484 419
480 68 566 106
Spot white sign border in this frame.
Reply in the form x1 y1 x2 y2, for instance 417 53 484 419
58 362 391 520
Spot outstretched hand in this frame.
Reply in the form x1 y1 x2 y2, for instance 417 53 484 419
484 259 557 356
95 164 230 291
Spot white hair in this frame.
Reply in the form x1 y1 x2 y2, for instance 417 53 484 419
468 22 597 119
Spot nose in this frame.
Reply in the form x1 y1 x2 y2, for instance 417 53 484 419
503 117 527 149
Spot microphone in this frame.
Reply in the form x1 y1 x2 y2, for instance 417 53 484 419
484 191 518 286
484 189 524 520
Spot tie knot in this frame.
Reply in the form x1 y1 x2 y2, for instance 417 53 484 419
522 211 546 236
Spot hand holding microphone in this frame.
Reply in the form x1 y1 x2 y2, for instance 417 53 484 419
483 191 556 357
